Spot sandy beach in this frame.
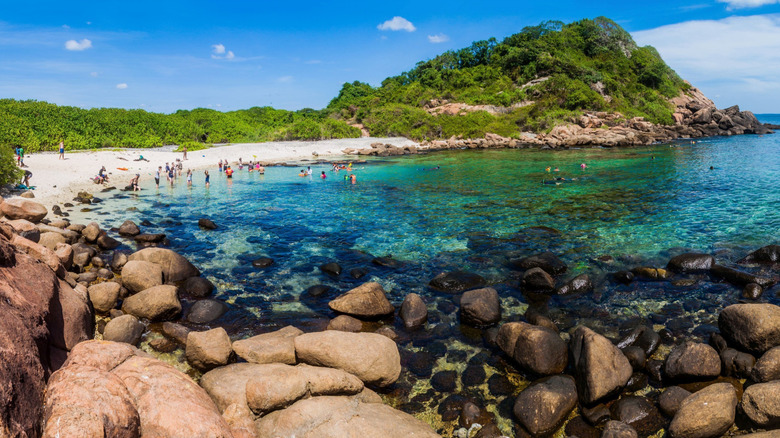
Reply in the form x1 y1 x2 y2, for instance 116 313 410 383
16 137 418 208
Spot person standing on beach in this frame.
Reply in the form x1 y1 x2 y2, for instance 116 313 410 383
155 166 161 187
204 170 210 188
58 141 65 160
168 167 175 186
183 146 188 161
186 169 193 186
18 146 24 167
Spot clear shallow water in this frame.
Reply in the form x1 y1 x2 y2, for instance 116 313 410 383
71 116 780 435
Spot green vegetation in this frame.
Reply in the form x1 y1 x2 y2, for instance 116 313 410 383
0 100 361 153
328 17 689 139
0 16 689 162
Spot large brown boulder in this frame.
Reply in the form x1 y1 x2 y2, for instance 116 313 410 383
571 326 633 404
254 395 440 438
201 363 266 415
752 346 780 382
328 282 394 318
399 293 428 329
1 198 47 222
103 315 145 346
47 279 94 352
127 248 200 282
38 231 66 251
664 342 721 380
667 253 715 273
54 243 74 270
513 375 578 436
121 260 163 294
669 382 737 438
42 365 140 438
294 331 401 387
186 327 233 371
121 285 181 321
11 235 66 278
88 282 121 314
112 355 234 437
719 303 780 355
245 364 364 414
460 287 501 327
741 380 780 428
82 222 102 243
232 325 302 365
507 322 567 375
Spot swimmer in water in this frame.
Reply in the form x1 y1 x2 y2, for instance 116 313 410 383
545 167 551 173
321 171 327 179
580 163 587 170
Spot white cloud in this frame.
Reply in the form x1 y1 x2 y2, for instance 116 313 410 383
427 33 450 43
116 83 128 89
633 14 780 111
90 72 98 77
377 16 416 32
278 76 293 83
211 43 235 60
64 38 92 51
62 24 70 29
717 0 780 9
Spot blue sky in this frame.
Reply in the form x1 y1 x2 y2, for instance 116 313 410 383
1 0 779 113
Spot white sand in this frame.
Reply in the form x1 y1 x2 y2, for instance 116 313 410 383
17 137 417 208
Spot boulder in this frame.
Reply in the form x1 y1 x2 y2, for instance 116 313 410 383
186 327 233 371
319 262 342 276
513 375 578 436
505 322 568 375
232 326 302 365
6 218 40 241
327 315 363 332
42 365 140 438
54 243 74 270
121 285 181 321
511 252 567 275
667 253 715 273
428 271 486 293
739 244 780 264
399 293 428 329
20 190 34 199
82 222 101 243
668 382 737 438
127 248 200 282
659 386 692 417
102 315 145 345
111 251 128 271
521 267 555 292
328 282 394 318
460 287 501 327
182 276 214 298
161 322 191 346
1 198 47 222
198 218 218 230
187 299 228 324
555 273 593 296
47 279 94 351
711 264 773 288
120 260 163 294
245 364 364 414
88 282 121 313
752 346 780 382
664 342 721 380
743 283 764 299
118 220 140 236
200 363 267 414
253 395 440 438
720 347 755 379
133 233 166 244
112 354 233 437
294 331 400 387
11 235 66 278
617 326 661 357
571 326 633 404
251 257 274 268
97 233 121 250
601 421 638 438
741 380 780 428
38 232 66 251
719 303 780 355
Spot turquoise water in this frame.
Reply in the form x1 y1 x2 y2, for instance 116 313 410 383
72 116 780 433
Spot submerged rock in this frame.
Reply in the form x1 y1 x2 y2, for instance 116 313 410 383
742 283 764 299
399 293 427 329
251 257 274 269
667 253 715 273
555 273 593 295
511 252 567 275
521 267 555 292
428 271 486 293
198 218 218 230
319 262 342 276
738 244 780 265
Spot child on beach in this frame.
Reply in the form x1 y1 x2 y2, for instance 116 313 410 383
205 170 210 188
168 167 175 186
58 141 65 160
187 169 193 186
155 167 161 187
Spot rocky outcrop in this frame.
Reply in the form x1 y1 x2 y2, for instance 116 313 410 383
232 326 302 365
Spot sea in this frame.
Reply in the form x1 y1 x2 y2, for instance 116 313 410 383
71 114 780 435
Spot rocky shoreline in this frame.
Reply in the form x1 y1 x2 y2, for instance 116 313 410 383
343 87 777 156
1 196 779 437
